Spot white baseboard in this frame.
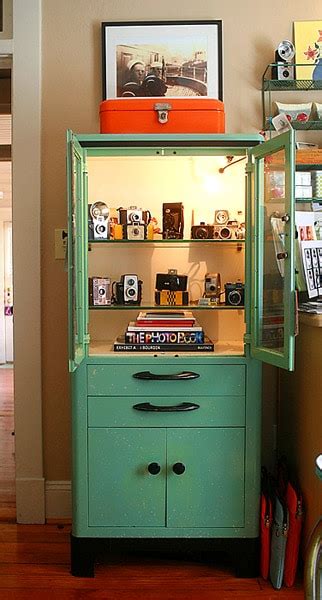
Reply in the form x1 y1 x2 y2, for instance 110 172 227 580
45 480 72 519
16 477 45 523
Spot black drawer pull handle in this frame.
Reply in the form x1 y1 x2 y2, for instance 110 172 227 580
133 401 200 412
132 370 200 381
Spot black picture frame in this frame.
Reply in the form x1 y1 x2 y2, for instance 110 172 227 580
101 20 223 101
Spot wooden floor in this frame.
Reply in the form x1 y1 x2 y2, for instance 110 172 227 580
0 367 305 598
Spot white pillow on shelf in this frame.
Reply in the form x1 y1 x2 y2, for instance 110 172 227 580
275 101 313 123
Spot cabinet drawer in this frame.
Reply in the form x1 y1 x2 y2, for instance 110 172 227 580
87 364 246 397
88 395 245 428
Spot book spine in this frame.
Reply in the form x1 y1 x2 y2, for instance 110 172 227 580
125 331 204 344
114 343 214 352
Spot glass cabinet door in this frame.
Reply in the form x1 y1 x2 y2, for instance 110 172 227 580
248 130 296 371
67 131 88 372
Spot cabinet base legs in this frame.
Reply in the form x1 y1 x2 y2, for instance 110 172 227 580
70 534 96 577
232 538 259 578
70 536 259 578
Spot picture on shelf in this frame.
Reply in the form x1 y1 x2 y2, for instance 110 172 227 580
102 20 223 100
294 20 322 80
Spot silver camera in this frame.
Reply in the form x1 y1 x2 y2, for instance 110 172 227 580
126 224 146 240
89 201 109 239
89 277 112 306
204 272 221 299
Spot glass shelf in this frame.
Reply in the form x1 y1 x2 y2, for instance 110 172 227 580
89 238 245 245
89 304 244 311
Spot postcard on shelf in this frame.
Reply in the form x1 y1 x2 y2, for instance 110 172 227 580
300 241 322 298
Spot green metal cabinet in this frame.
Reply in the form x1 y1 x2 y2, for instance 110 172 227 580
67 131 296 577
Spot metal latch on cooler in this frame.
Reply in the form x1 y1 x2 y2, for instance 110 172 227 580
154 103 172 124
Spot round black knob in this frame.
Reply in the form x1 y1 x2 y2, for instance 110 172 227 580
147 462 161 475
172 462 186 475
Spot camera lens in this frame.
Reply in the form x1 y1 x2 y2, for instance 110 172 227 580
228 290 241 305
98 288 106 297
96 224 106 234
127 288 136 297
219 227 231 239
127 278 135 286
132 228 139 236
129 212 140 222
196 227 207 239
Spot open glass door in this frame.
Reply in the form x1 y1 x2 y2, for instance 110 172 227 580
67 131 87 372
248 130 296 371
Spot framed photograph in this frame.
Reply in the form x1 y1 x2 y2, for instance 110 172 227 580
101 20 223 100
294 20 322 80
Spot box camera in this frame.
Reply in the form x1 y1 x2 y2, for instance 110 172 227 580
225 282 245 306
88 277 112 306
113 274 142 305
204 273 221 299
119 206 151 226
126 224 146 240
162 202 184 239
191 223 215 240
88 201 109 240
155 269 188 292
213 225 233 240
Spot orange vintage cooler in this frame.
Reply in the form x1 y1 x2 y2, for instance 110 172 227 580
99 98 225 134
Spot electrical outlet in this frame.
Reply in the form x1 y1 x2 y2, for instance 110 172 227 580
55 228 68 259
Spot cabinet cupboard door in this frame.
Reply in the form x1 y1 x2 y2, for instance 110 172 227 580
88 428 166 527
167 428 245 528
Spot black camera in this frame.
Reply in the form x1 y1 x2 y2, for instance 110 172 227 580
162 202 184 239
155 269 188 292
112 274 142 305
191 223 214 240
225 282 245 306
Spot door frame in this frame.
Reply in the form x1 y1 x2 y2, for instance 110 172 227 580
12 0 44 523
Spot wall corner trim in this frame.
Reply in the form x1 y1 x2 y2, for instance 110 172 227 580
16 477 45 524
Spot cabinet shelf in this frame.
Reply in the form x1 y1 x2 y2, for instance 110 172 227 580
89 238 245 246
89 304 244 311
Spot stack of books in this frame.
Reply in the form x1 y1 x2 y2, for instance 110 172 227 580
113 310 214 352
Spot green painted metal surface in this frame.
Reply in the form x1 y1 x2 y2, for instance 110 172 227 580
87 364 246 397
167 428 245 528
88 428 166 527
248 130 295 371
87 395 246 428
67 130 293 542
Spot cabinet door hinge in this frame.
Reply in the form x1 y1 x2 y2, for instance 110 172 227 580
84 334 90 344
244 332 251 345
245 162 255 174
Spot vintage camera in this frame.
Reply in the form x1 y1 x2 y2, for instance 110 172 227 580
235 222 246 240
126 224 146 240
272 40 295 80
214 210 229 225
113 274 142 305
162 202 184 239
88 277 112 306
155 269 188 292
213 225 233 240
155 269 188 306
204 273 221 300
191 222 215 240
225 282 245 306
119 206 151 226
88 201 109 240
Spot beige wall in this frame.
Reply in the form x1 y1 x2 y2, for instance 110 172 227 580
41 1 322 482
